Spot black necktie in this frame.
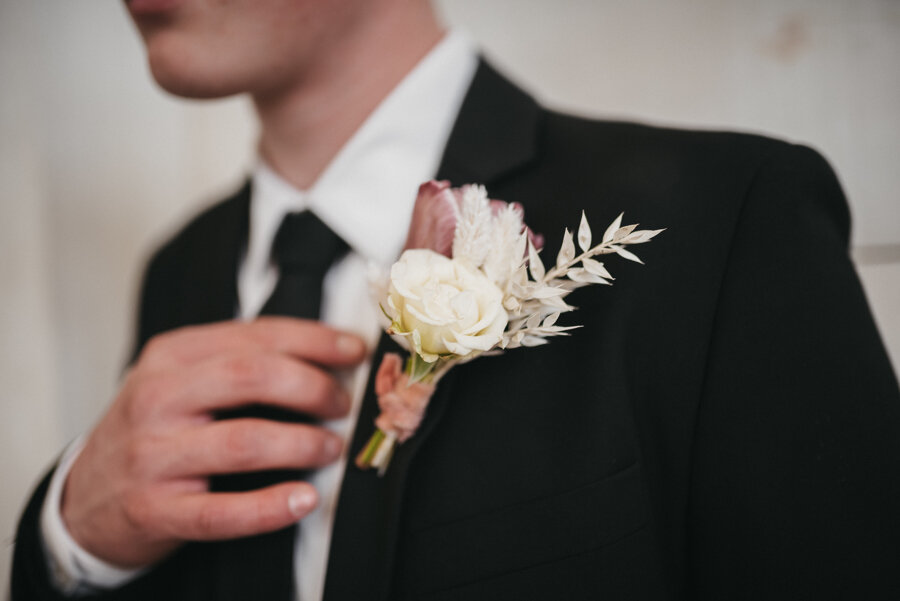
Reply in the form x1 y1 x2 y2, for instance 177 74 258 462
214 211 348 492
209 211 349 599
260 211 349 318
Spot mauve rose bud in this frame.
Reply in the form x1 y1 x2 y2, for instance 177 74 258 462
403 180 460 256
526 227 544 251
404 180 544 257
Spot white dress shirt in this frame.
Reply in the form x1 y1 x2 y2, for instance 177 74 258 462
40 30 478 601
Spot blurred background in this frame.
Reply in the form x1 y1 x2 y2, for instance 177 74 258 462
2 0 898 591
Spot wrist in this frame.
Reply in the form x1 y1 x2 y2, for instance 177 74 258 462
40 437 147 594
61 443 178 568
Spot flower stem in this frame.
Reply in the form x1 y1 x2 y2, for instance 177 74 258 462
355 428 387 470
355 429 398 476
372 432 398 477
406 352 436 383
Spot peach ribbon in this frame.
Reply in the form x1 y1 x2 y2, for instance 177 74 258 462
373 353 436 443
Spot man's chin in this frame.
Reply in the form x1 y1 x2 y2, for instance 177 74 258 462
147 58 247 100
152 75 244 100
137 28 251 99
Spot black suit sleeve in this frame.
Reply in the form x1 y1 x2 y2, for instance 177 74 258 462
12 467 219 601
687 143 900 598
10 470 72 601
10 257 211 601
10 242 162 600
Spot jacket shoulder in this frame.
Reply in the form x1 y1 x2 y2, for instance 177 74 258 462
529 109 844 234
541 109 824 179
132 183 249 358
144 182 250 277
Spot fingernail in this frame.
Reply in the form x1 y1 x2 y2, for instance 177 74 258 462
289 488 316 517
336 335 364 357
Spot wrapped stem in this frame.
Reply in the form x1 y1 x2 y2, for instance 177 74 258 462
355 429 397 476
355 352 437 476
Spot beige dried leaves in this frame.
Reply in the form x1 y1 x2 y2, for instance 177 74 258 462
500 211 664 349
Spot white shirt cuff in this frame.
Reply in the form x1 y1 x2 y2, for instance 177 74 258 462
39 436 147 596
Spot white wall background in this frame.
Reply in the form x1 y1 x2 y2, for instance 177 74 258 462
2 0 898 593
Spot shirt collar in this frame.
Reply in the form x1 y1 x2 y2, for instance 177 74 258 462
247 30 478 270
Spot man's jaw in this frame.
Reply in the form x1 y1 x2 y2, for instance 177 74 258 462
125 0 183 17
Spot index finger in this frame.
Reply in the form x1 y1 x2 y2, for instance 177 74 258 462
140 317 367 369
156 482 319 542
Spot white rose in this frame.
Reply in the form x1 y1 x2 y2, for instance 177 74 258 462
386 249 508 362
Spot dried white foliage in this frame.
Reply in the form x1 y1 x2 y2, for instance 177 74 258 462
452 185 494 268
439 186 663 350
499 210 664 349
482 203 527 289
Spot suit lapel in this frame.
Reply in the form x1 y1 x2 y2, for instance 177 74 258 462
323 59 541 601
131 182 249 362
180 181 250 327
434 60 540 185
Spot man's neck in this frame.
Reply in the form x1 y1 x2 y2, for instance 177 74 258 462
253 4 444 191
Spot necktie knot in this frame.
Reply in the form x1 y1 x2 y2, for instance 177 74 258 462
261 210 348 319
270 211 349 275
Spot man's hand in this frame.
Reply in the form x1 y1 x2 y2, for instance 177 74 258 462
61 317 367 568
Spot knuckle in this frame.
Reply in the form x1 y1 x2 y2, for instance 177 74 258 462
139 332 172 364
222 424 264 469
293 430 318 463
196 502 227 538
308 371 337 403
313 434 336 465
310 374 346 416
255 492 283 530
243 319 272 345
124 376 170 424
296 428 332 465
123 438 157 479
221 355 268 392
121 490 154 534
249 489 288 533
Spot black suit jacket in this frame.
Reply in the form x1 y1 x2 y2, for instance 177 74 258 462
13 61 900 600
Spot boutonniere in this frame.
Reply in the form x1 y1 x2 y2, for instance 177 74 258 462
356 181 663 475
